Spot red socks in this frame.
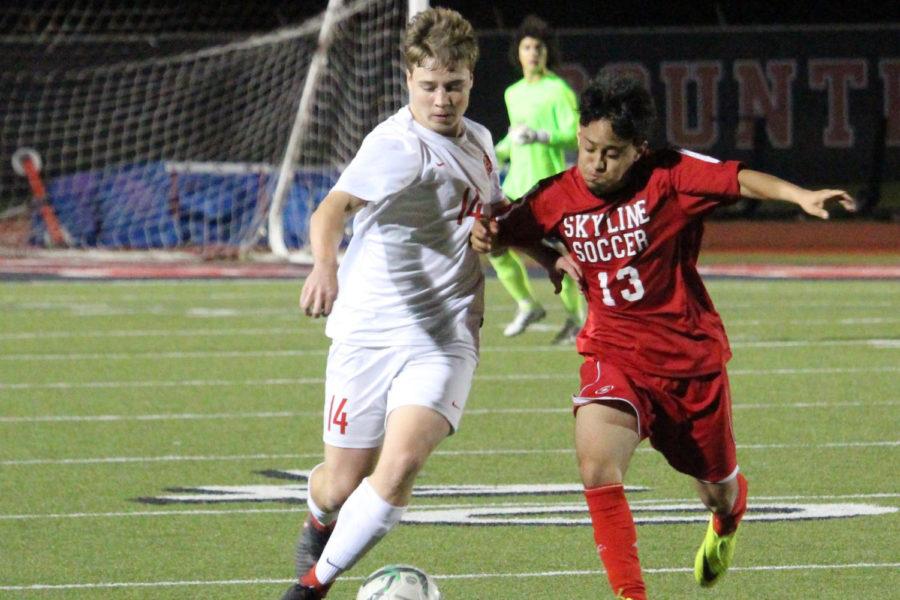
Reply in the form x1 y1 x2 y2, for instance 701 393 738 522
713 472 749 536
308 514 335 533
299 565 332 596
583 475 747 598
584 484 646 600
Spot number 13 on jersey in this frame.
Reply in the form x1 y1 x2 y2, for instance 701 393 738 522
597 266 645 307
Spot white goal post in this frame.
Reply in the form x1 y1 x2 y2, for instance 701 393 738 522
262 0 348 259
0 0 427 260
263 0 430 259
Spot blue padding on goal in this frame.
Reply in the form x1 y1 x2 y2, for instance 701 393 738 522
279 169 340 248
37 163 340 249
32 164 180 248
172 171 264 246
95 163 180 248
32 170 104 246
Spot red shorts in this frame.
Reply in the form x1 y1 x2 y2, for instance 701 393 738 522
574 357 738 482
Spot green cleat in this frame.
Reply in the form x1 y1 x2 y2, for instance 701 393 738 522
694 516 737 587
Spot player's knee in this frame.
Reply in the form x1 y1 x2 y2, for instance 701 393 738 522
314 468 366 511
318 479 357 511
372 451 426 496
578 455 625 488
697 481 735 514
704 494 732 515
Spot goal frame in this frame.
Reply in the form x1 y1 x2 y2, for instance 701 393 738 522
259 0 429 261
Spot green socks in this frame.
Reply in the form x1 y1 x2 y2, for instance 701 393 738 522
488 249 538 306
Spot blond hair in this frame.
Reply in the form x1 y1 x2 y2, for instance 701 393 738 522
402 7 479 73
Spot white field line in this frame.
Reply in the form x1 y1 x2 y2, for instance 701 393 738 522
0 304 505 317
1 400 896 424
1 562 897 591
2 302 897 318
1 366 898 391
2 312 899 340
0 328 310 340
719 301 897 309
2 492 898 521
1 282 895 299
0 452 320 466
726 317 900 326
2 441 896 467
5 275 895 288
1 305 304 317
735 441 899 449
3 279 293 288
629 492 900 503
0 410 316 423
1 278 892 291
0 349 330 361
1 286 895 304
1 338 897 361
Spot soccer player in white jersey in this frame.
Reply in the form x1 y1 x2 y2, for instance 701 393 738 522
279 8 575 600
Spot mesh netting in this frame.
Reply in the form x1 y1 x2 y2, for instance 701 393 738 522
0 0 408 252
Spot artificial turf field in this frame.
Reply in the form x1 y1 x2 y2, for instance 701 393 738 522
1 266 898 599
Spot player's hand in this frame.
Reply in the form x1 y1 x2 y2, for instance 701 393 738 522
469 217 498 253
510 124 537 145
299 263 338 318
796 189 857 219
551 254 585 295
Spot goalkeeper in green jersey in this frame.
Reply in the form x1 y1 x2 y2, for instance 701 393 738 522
492 15 585 343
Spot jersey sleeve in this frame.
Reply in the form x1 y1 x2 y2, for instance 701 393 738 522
667 149 744 217
333 130 422 203
495 182 561 247
548 80 579 149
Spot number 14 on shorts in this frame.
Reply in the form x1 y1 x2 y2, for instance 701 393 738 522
327 395 349 434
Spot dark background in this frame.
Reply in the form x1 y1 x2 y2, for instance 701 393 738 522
2 0 897 218
434 1 900 29
3 0 898 32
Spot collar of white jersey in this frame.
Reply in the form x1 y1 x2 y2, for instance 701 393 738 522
401 105 469 147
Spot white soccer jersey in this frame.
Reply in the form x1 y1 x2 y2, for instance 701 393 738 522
325 106 503 348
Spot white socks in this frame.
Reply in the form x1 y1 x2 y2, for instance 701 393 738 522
314 478 406 585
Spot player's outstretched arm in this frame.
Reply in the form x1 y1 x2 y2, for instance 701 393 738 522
737 169 857 220
299 190 364 318
540 84 579 150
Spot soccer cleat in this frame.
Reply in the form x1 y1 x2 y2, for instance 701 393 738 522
295 515 334 577
502 304 546 337
280 583 326 600
551 316 581 345
694 516 738 587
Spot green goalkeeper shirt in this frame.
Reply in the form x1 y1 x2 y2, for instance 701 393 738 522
494 71 579 200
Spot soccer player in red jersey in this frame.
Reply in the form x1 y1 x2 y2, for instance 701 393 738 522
471 73 856 599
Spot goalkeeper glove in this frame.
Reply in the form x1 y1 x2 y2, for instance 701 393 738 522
509 125 550 145
509 124 534 144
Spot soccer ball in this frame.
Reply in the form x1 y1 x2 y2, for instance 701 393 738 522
356 564 442 600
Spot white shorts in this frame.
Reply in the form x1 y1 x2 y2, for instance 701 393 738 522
322 341 478 448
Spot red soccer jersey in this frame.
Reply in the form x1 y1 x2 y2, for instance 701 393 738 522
499 148 743 376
